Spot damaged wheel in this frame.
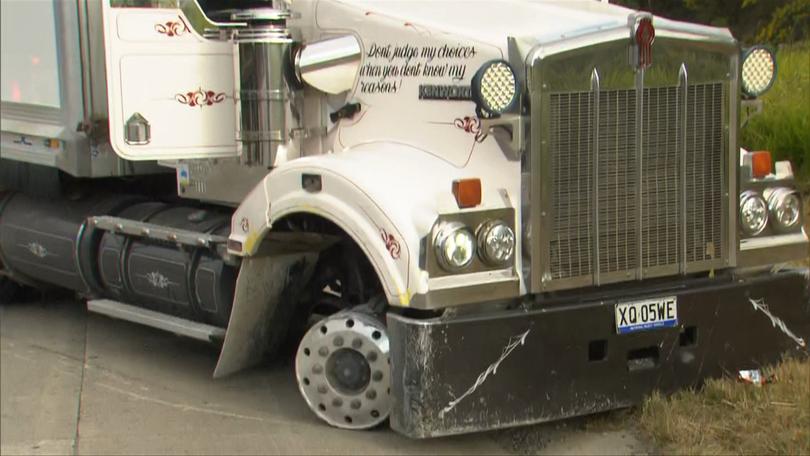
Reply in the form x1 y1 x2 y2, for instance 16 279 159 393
295 310 390 429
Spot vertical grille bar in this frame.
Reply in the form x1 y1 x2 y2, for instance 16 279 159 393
679 65 689 273
591 69 601 285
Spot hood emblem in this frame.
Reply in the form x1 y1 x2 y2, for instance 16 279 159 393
629 14 655 71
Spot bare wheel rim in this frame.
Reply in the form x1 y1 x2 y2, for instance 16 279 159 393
295 311 390 429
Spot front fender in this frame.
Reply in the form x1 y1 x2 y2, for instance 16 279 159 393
229 143 480 307
217 143 520 375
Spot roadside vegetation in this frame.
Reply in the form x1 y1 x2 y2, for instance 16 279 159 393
638 358 810 455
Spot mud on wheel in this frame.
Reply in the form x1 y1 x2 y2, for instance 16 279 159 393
295 310 390 429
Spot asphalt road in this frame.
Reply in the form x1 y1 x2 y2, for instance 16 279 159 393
0 297 647 455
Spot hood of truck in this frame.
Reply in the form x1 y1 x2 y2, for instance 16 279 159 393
332 0 734 54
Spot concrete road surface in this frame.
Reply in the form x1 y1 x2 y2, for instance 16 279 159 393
0 297 649 455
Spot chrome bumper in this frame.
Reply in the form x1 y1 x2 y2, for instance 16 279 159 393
738 230 809 268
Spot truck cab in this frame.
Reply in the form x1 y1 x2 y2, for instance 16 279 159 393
1 0 807 438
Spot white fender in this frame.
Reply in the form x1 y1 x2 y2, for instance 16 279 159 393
229 142 508 307
215 143 464 376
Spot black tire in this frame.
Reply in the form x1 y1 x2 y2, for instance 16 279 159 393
0 276 27 304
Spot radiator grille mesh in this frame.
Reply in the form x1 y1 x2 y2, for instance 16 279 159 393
598 89 637 275
548 83 725 282
549 92 594 279
641 87 681 269
685 84 724 263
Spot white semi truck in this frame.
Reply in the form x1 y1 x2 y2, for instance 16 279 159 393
1 0 807 438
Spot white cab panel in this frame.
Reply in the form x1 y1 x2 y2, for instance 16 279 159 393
103 4 238 160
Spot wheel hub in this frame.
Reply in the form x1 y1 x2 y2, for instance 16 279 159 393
295 311 390 429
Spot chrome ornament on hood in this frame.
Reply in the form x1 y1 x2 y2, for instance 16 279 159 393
629 13 656 71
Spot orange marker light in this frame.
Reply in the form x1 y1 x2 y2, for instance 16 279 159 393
452 178 482 209
751 150 772 178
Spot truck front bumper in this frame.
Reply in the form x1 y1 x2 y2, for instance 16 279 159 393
387 269 810 438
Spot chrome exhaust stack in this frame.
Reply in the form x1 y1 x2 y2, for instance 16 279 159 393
214 8 293 167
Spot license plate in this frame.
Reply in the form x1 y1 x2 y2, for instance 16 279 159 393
615 296 678 334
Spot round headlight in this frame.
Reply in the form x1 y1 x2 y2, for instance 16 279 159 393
741 46 777 98
472 60 518 116
739 191 769 236
767 188 801 232
477 220 515 266
435 222 475 271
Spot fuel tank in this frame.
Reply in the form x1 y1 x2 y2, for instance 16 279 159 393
96 202 235 326
0 193 237 327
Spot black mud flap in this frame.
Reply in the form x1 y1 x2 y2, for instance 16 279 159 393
387 270 810 438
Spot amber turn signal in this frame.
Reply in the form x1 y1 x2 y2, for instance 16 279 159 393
751 150 772 179
452 178 482 209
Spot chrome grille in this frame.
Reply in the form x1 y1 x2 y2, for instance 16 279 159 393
549 92 594 279
548 83 725 283
598 90 637 275
642 87 680 269
685 84 724 263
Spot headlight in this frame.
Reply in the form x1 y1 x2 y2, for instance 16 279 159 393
741 46 777 98
477 220 515 266
767 188 801 232
434 222 475 271
471 60 518 116
739 191 769 236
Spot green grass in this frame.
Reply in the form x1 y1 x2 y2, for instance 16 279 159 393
741 42 810 186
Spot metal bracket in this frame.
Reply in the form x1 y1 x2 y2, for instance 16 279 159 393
741 99 764 128
479 114 525 161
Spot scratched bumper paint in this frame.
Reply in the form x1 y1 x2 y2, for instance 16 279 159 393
387 269 810 438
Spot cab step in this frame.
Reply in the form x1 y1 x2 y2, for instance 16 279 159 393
87 299 226 343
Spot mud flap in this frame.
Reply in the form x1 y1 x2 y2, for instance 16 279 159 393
213 233 335 378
